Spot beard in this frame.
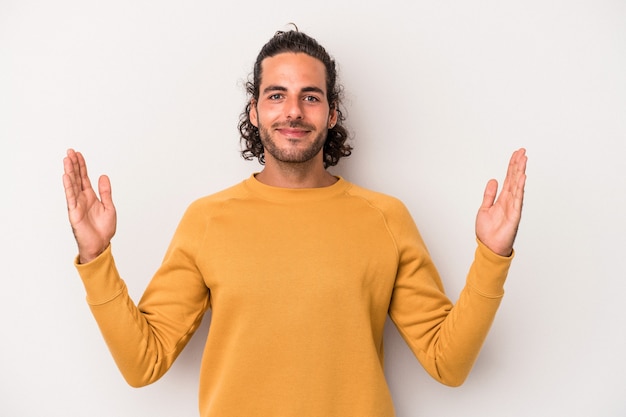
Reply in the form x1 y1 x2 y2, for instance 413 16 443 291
258 120 327 164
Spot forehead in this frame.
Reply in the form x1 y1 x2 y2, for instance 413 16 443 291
259 52 327 92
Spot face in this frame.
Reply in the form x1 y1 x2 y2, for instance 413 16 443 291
249 53 337 166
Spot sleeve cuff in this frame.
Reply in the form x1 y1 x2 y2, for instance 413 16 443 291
467 238 515 297
74 244 126 305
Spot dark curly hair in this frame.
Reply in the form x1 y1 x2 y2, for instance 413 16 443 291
238 28 352 168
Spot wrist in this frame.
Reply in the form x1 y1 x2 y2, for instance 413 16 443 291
77 245 108 264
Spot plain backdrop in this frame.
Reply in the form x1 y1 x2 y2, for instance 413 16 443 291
1 0 625 416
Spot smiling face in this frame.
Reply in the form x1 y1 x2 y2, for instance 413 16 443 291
249 52 338 167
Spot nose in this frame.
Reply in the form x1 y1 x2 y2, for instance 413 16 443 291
284 96 303 120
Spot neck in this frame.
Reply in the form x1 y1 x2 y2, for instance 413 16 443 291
256 157 337 189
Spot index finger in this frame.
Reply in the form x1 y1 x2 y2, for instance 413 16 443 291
65 149 93 193
504 148 527 192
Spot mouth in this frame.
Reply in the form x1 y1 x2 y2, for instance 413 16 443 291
276 128 310 138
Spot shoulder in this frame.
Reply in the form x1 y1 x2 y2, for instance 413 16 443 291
343 180 424 248
191 181 248 206
344 181 411 216
180 180 249 220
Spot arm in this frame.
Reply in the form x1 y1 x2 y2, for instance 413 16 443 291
389 149 527 386
76 237 209 387
63 150 209 386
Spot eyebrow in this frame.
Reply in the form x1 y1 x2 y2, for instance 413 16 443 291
262 85 326 95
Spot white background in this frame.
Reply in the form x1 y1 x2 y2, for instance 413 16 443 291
1 0 625 416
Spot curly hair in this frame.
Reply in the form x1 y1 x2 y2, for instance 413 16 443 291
238 29 352 168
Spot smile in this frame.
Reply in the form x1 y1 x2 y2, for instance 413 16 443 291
276 128 310 138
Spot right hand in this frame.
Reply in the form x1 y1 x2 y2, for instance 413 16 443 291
62 149 117 264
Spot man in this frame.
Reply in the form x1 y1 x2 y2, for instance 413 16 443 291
63 29 527 416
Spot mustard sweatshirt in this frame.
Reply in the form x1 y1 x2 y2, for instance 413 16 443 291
76 175 513 417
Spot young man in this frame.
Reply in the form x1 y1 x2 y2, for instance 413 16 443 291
63 30 527 416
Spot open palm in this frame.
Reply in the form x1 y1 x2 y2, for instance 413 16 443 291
62 149 117 263
475 148 527 257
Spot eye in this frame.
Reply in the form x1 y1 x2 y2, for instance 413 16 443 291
268 93 283 100
303 95 320 102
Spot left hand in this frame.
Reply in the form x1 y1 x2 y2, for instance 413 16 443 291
475 148 528 256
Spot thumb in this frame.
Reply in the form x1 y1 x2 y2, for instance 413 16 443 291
480 179 498 210
98 175 115 210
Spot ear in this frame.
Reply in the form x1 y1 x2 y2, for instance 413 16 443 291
328 104 338 128
249 99 259 128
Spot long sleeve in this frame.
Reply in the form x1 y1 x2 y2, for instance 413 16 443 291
75 203 211 387
387 203 512 387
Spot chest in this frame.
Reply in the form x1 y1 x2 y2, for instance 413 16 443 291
196 200 399 312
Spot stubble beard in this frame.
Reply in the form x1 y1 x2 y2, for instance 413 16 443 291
258 121 328 165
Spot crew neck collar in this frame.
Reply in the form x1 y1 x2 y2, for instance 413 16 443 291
243 174 350 202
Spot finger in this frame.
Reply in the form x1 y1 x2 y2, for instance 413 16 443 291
513 161 527 211
499 149 527 217
62 170 77 211
98 175 115 211
510 149 527 198
64 149 81 197
516 149 528 180
503 148 527 199
480 179 498 210
63 151 83 206
503 149 521 194
75 151 93 192
66 148 90 197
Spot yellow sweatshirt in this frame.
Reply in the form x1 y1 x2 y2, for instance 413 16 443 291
76 175 513 416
